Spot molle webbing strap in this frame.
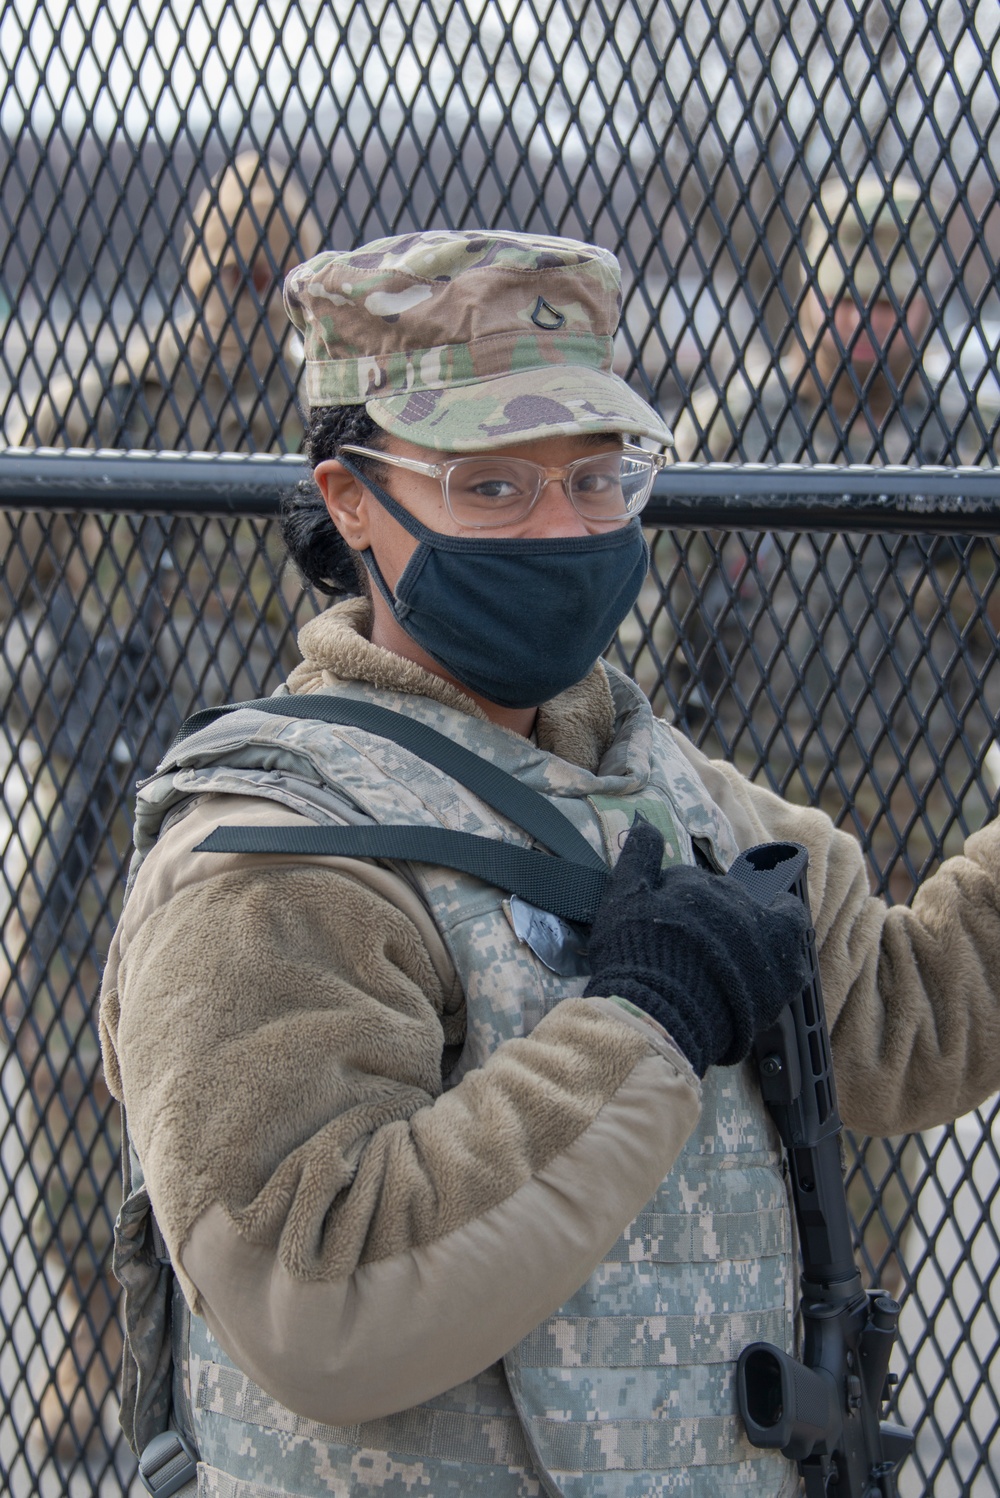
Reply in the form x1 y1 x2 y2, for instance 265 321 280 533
195 1360 535 1468
604 1207 792 1264
179 695 612 924
193 1357 750 1472
521 1413 750 1471
516 1307 789 1367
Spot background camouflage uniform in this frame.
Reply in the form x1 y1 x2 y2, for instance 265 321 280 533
627 173 999 1303
1 153 321 1458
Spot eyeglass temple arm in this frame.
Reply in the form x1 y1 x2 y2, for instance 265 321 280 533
339 446 442 478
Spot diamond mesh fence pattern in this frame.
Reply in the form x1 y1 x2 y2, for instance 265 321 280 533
0 496 998 1496
1 0 1000 1494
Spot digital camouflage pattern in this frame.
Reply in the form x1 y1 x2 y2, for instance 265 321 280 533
119 664 795 1495
190 1316 543 1498
282 230 674 451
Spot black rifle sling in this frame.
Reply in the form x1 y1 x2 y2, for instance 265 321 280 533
179 696 611 925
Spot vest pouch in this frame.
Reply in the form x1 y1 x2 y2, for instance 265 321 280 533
112 1179 175 1457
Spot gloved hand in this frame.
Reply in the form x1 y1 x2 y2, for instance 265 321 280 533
583 819 811 1076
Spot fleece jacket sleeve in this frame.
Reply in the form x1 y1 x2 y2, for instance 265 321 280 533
100 794 701 1426
669 729 1000 1134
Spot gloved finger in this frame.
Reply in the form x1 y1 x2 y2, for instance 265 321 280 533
765 890 812 932
607 817 666 898
757 892 812 972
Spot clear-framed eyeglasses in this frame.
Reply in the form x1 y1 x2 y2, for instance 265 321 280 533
338 442 668 530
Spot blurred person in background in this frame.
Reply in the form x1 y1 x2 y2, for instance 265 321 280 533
626 174 954 704
623 171 987 1311
10 151 320 453
627 171 993 723
673 172 977 465
1 151 321 1461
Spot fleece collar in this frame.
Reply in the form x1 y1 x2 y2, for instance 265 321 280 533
285 597 617 773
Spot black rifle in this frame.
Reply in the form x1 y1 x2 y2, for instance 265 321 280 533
728 841 914 1498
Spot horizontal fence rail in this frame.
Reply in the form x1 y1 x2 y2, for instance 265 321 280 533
3 449 1000 529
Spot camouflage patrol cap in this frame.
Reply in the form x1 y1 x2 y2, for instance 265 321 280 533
283 229 674 451
805 174 937 301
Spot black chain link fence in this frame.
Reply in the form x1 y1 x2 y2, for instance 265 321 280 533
2 0 1000 1493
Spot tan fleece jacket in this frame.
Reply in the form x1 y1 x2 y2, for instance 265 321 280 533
100 598 1000 1427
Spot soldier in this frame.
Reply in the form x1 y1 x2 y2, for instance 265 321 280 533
630 173 988 1301
97 229 1000 1497
2 153 321 1461
673 172 981 465
625 174 955 696
9 151 321 453
3 149 321 721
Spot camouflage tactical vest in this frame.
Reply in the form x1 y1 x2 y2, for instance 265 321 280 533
119 666 797 1498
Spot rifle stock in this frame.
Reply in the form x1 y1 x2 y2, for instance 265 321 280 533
728 841 914 1498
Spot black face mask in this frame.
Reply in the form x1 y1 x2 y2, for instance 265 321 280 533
345 463 650 709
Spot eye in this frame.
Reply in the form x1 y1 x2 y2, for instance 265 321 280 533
572 458 625 500
451 462 534 504
574 466 619 495
469 477 524 500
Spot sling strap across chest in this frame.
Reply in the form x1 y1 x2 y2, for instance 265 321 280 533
176 695 613 924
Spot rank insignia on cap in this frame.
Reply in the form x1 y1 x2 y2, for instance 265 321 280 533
531 298 566 330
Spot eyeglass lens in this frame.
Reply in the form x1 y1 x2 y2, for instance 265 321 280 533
444 453 654 524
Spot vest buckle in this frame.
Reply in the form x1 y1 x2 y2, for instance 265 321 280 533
138 1428 199 1495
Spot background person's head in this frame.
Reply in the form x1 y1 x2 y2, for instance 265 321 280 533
185 153 322 373
797 173 937 413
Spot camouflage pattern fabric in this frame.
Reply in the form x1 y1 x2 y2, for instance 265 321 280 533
0 152 321 1459
9 152 321 454
122 664 795 1494
189 1315 543 1498
805 173 936 303
282 230 674 452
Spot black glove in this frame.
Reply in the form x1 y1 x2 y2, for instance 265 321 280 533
583 819 811 1077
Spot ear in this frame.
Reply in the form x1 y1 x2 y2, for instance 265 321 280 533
314 460 372 551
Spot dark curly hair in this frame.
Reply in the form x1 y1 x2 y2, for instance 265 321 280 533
278 405 389 597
